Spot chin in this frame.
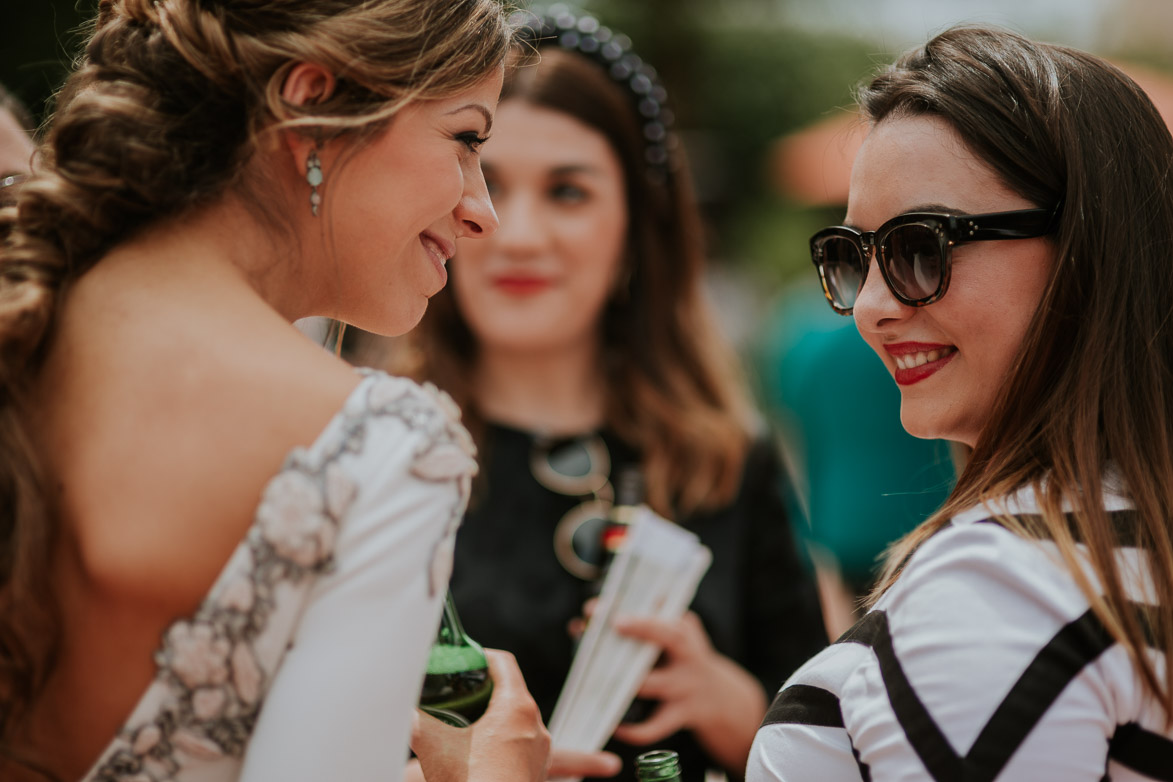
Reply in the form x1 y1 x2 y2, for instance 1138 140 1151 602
353 304 429 340
899 407 949 442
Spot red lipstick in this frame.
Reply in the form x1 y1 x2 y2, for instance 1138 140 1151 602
492 275 553 297
884 341 957 386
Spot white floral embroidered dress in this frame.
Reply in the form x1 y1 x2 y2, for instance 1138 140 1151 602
81 371 477 782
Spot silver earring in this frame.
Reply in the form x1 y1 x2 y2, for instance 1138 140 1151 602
306 149 323 216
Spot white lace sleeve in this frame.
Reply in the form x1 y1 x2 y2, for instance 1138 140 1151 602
237 375 476 782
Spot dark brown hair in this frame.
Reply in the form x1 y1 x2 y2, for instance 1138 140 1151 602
0 0 510 755
399 42 753 517
864 25 1173 717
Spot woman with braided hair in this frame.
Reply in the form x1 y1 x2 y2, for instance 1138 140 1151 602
0 1 571 780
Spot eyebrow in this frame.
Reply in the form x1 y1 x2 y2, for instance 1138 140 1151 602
843 202 960 231
481 162 608 178
446 104 493 134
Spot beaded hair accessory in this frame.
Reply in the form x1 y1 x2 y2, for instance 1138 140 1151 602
508 5 679 182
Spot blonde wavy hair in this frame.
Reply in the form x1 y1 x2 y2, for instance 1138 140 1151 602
0 0 510 755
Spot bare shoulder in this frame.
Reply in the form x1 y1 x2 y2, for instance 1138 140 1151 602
35 278 361 605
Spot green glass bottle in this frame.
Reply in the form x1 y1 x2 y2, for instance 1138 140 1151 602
635 750 683 782
418 590 493 727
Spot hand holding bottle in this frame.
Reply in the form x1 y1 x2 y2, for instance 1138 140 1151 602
608 611 767 775
412 649 549 781
411 649 621 781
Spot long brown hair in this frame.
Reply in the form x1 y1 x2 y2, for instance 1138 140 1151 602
399 23 752 518
865 25 1173 717
0 0 510 752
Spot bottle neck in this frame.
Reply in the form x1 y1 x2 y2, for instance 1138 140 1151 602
635 750 682 782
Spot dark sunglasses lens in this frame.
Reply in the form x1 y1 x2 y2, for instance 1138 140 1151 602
553 500 610 579
882 225 943 302
570 514 605 570
816 236 865 310
546 440 593 479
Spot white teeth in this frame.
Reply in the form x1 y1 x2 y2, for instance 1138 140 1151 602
422 236 449 266
894 348 953 370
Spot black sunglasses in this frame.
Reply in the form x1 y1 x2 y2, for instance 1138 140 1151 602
531 434 616 580
810 207 1059 315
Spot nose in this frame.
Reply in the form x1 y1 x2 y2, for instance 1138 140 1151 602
853 256 913 334
491 189 549 258
455 163 500 239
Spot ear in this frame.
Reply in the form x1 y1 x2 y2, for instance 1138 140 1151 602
282 61 337 108
280 62 337 168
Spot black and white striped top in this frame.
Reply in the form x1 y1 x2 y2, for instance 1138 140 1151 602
748 483 1172 781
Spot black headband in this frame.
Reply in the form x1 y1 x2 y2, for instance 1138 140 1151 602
508 5 678 181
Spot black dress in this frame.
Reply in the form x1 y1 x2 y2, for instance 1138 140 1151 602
450 422 828 781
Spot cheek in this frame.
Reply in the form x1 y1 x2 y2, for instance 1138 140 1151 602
962 246 1053 375
570 207 628 293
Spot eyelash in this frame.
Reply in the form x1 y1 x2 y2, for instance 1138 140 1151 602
457 132 490 151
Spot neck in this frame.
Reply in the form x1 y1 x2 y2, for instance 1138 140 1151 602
473 342 607 435
98 150 330 322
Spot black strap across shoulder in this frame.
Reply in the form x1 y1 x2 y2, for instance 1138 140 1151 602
759 604 1170 781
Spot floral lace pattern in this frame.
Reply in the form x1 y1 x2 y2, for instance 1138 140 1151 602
85 373 476 782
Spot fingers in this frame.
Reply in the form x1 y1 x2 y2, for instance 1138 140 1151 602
411 707 463 752
481 650 546 742
468 650 552 782
547 749 622 779
484 648 527 694
610 703 685 746
634 667 674 700
568 598 600 641
411 707 473 781
612 611 708 654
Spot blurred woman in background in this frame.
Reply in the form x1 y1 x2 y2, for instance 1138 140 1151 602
399 8 827 780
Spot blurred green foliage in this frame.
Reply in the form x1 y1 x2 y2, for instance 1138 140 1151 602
559 0 883 284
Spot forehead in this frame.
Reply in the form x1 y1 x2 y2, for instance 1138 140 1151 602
410 65 505 120
482 100 619 173
846 114 1026 227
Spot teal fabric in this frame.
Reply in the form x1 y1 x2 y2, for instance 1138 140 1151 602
754 279 956 589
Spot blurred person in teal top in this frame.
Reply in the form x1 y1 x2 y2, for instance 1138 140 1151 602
756 280 955 630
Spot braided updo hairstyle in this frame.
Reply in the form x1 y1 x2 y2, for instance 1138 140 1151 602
0 0 509 750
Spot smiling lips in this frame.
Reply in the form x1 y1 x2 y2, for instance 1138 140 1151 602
492 274 553 296
420 233 455 284
885 342 958 386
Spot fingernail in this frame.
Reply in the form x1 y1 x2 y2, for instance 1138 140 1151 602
603 753 622 774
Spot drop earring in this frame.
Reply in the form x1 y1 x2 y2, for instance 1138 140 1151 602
306 148 323 216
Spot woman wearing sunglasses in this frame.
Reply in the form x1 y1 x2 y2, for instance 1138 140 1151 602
749 25 1173 781
397 9 827 781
